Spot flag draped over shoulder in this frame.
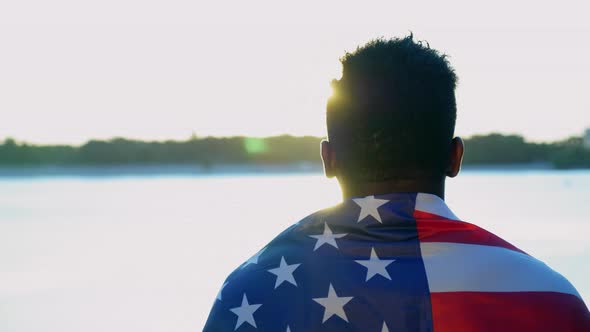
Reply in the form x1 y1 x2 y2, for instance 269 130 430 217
204 192 590 332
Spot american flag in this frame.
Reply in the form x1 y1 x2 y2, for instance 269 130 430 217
204 192 590 331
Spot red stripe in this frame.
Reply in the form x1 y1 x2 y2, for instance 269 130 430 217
430 291 590 332
414 210 525 254
413 209 456 221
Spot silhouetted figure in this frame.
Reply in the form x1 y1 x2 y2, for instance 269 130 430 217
204 35 590 331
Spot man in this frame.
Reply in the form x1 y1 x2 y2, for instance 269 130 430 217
204 36 590 331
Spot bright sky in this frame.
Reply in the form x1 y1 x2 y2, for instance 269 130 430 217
0 1 589 144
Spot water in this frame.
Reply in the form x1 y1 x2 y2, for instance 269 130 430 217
0 170 588 331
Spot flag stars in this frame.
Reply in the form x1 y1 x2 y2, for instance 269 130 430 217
267 256 301 289
229 294 262 330
308 223 347 251
313 283 354 323
353 195 388 223
355 247 395 281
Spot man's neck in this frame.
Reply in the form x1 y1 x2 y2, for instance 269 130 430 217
339 177 446 201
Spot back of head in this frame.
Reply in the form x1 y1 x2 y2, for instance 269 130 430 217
326 35 458 183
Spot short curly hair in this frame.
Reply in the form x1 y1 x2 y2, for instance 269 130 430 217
326 35 458 181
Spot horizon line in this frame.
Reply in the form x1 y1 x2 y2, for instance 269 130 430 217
1 130 587 147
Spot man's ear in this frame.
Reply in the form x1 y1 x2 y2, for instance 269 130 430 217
446 137 464 178
320 140 337 178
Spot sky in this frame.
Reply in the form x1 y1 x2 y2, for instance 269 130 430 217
0 0 589 144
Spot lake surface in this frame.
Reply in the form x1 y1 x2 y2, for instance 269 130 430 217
0 169 589 331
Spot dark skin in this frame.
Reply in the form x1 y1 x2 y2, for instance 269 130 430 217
320 137 465 200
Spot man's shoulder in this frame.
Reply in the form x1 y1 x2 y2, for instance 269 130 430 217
205 202 590 331
421 236 580 296
203 208 337 331
419 218 581 297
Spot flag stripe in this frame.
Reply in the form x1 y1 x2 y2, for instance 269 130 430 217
430 291 590 332
414 193 459 221
420 242 581 298
415 218 526 253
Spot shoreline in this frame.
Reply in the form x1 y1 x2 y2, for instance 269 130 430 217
0 162 580 178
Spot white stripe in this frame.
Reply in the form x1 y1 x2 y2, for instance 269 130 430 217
415 193 459 220
420 242 581 299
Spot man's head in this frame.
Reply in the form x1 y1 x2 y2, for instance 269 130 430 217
321 35 464 196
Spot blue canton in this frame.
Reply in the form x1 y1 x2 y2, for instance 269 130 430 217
204 193 433 332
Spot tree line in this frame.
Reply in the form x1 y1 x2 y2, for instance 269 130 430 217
0 134 588 169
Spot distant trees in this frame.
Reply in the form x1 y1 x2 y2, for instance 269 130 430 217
462 134 550 164
462 134 590 168
549 137 590 169
0 134 589 169
0 138 77 165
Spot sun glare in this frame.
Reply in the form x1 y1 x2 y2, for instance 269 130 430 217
244 137 268 155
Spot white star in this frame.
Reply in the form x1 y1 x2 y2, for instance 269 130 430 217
241 247 267 269
308 223 347 251
355 247 395 281
229 294 262 330
312 283 354 323
352 195 388 223
267 256 301 289
382 322 390 332
216 282 228 301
